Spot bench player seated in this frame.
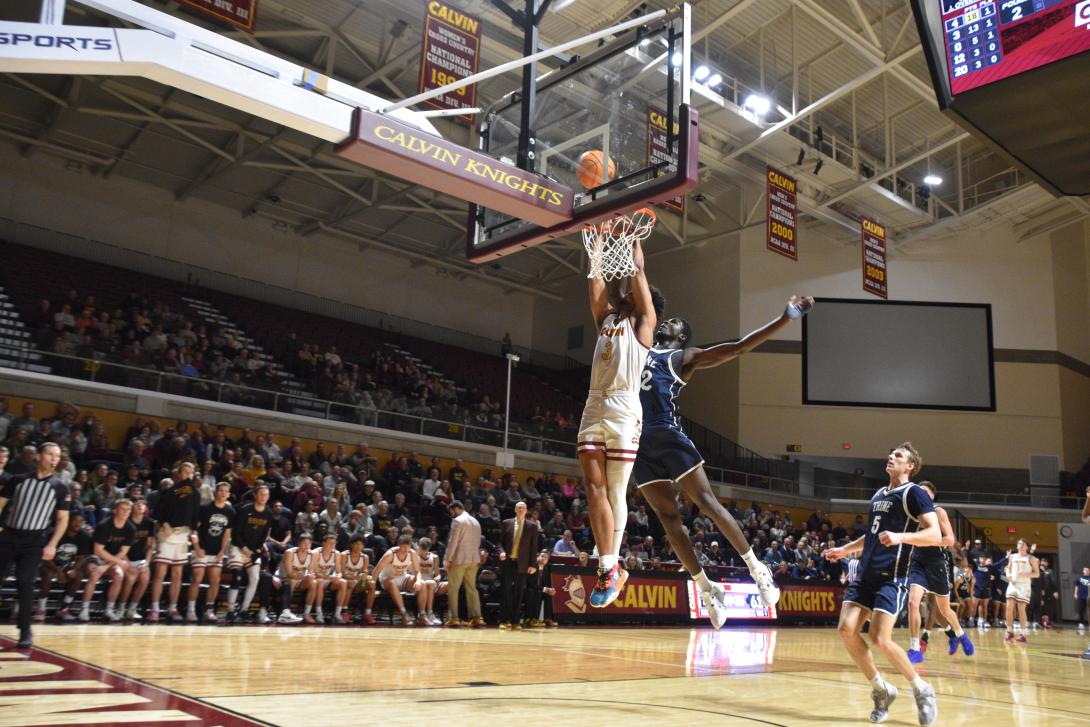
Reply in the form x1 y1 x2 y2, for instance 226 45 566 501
119 498 155 621
338 535 375 624
413 536 446 626
373 535 421 626
36 510 92 622
81 499 136 622
279 532 316 623
311 533 347 624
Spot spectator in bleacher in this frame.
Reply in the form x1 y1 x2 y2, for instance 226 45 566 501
763 540 784 569
544 511 567 541
552 530 578 557
422 468 442 503
292 477 323 514
295 499 319 538
92 470 122 523
7 445 37 477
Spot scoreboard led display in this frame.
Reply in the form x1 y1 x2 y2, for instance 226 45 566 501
940 0 1090 95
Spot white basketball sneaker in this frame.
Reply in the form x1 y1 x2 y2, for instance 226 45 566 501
750 561 781 607
700 582 730 630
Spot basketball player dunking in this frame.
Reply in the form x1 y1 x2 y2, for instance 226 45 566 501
633 296 813 626
824 443 940 725
905 482 973 662
578 233 661 608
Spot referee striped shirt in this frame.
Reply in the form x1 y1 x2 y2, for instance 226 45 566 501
1 473 69 531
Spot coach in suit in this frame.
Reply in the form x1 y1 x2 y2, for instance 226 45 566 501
498 500 540 630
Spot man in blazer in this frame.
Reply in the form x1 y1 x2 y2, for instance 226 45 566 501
498 500 540 630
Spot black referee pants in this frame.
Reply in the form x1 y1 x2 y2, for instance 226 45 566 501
0 528 47 633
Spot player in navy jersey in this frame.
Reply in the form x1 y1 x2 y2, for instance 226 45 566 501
904 482 973 663
824 443 941 725
633 295 812 628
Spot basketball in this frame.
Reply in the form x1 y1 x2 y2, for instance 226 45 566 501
576 149 616 189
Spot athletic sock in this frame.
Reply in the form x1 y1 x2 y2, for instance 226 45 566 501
226 590 239 609
62 595 74 606
106 601 115 611
912 676 928 692
870 673 887 691
740 548 760 571
187 600 197 613
600 554 618 571
334 607 342 617
168 602 177 612
80 602 90 613
943 626 956 638
364 608 372 615
909 637 920 650
38 598 47 611
304 604 312 614
693 570 713 593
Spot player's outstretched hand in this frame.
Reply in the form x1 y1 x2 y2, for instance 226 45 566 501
785 296 815 320
878 531 901 546
824 547 846 561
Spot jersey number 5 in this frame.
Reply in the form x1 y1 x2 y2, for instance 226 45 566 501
870 516 881 534
640 369 653 391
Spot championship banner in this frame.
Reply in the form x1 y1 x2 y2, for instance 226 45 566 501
551 567 689 623
766 166 797 260
776 583 844 622
419 0 481 122
647 107 685 213
861 216 888 299
176 0 257 33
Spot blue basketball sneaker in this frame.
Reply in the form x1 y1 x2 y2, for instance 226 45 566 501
589 563 628 608
907 648 924 664
958 633 975 656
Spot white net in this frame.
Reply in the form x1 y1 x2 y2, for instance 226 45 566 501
582 208 657 280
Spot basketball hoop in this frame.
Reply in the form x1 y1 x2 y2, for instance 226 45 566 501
582 208 657 280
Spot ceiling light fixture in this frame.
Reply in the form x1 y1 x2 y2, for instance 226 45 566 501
923 174 942 186
744 93 771 115
693 65 710 82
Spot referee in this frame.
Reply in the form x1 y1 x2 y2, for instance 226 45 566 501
0 442 70 648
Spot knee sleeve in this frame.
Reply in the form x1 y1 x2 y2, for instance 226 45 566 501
605 459 633 557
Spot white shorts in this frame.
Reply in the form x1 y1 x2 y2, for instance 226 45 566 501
1006 581 1031 603
380 573 415 592
577 393 641 463
127 559 149 570
192 553 224 569
226 546 249 569
154 527 192 565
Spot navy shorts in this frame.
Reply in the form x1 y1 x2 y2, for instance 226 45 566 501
972 583 990 599
633 427 704 487
844 577 909 617
908 558 950 597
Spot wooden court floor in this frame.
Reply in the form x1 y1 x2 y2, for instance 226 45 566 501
2 622 1089 726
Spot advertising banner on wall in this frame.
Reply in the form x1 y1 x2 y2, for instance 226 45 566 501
418 0 481 122
551 567 690 623
767 166 797 260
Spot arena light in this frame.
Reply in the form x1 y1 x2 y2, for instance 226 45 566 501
923 174 943 186
706 72 722 87
670 51 683 67
693 64 710 81
744 93 771 115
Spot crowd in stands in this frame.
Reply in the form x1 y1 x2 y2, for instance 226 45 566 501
18 282 579 445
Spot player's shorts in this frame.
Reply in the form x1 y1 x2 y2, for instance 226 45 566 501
972 582 990 599
577 392 641 464
154 526 192 565
226 545 249 569
127 559 149 570
991 587 1006 603
191 553 224 569
1005 581 1031 603
633 427 704 487
844 576 909 617
908 557 950 597
379 572 415 592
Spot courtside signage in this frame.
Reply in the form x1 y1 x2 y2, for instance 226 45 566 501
419 0 481 122
767 166 798 260
647 107 685 213
337 108 573 227
0 22 119 61
177 0 258 33
551 568 689 622
861 216 888 299
776 583 844 620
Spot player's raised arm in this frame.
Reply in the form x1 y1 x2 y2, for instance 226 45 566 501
682 296 813 377
628 236 656 347
588 275 611 329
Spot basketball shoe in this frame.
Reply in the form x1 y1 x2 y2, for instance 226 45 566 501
914 683 938 726
749 561 780 607
907 648 924 664
700 582 730 630
869 681 898 723
589 563 628 608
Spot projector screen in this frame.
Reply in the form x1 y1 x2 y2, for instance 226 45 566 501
803 299 995 411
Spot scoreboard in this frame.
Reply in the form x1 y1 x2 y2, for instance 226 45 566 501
939 0 1090 95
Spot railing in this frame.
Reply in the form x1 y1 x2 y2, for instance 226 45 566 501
0 345 579 459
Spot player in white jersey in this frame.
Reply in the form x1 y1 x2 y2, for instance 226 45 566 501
413 537 445 626
578 233 661 608
373 535 421 626
279 533 315 622
311 534 346 624
1003 539 1039 643
338 536 373 624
